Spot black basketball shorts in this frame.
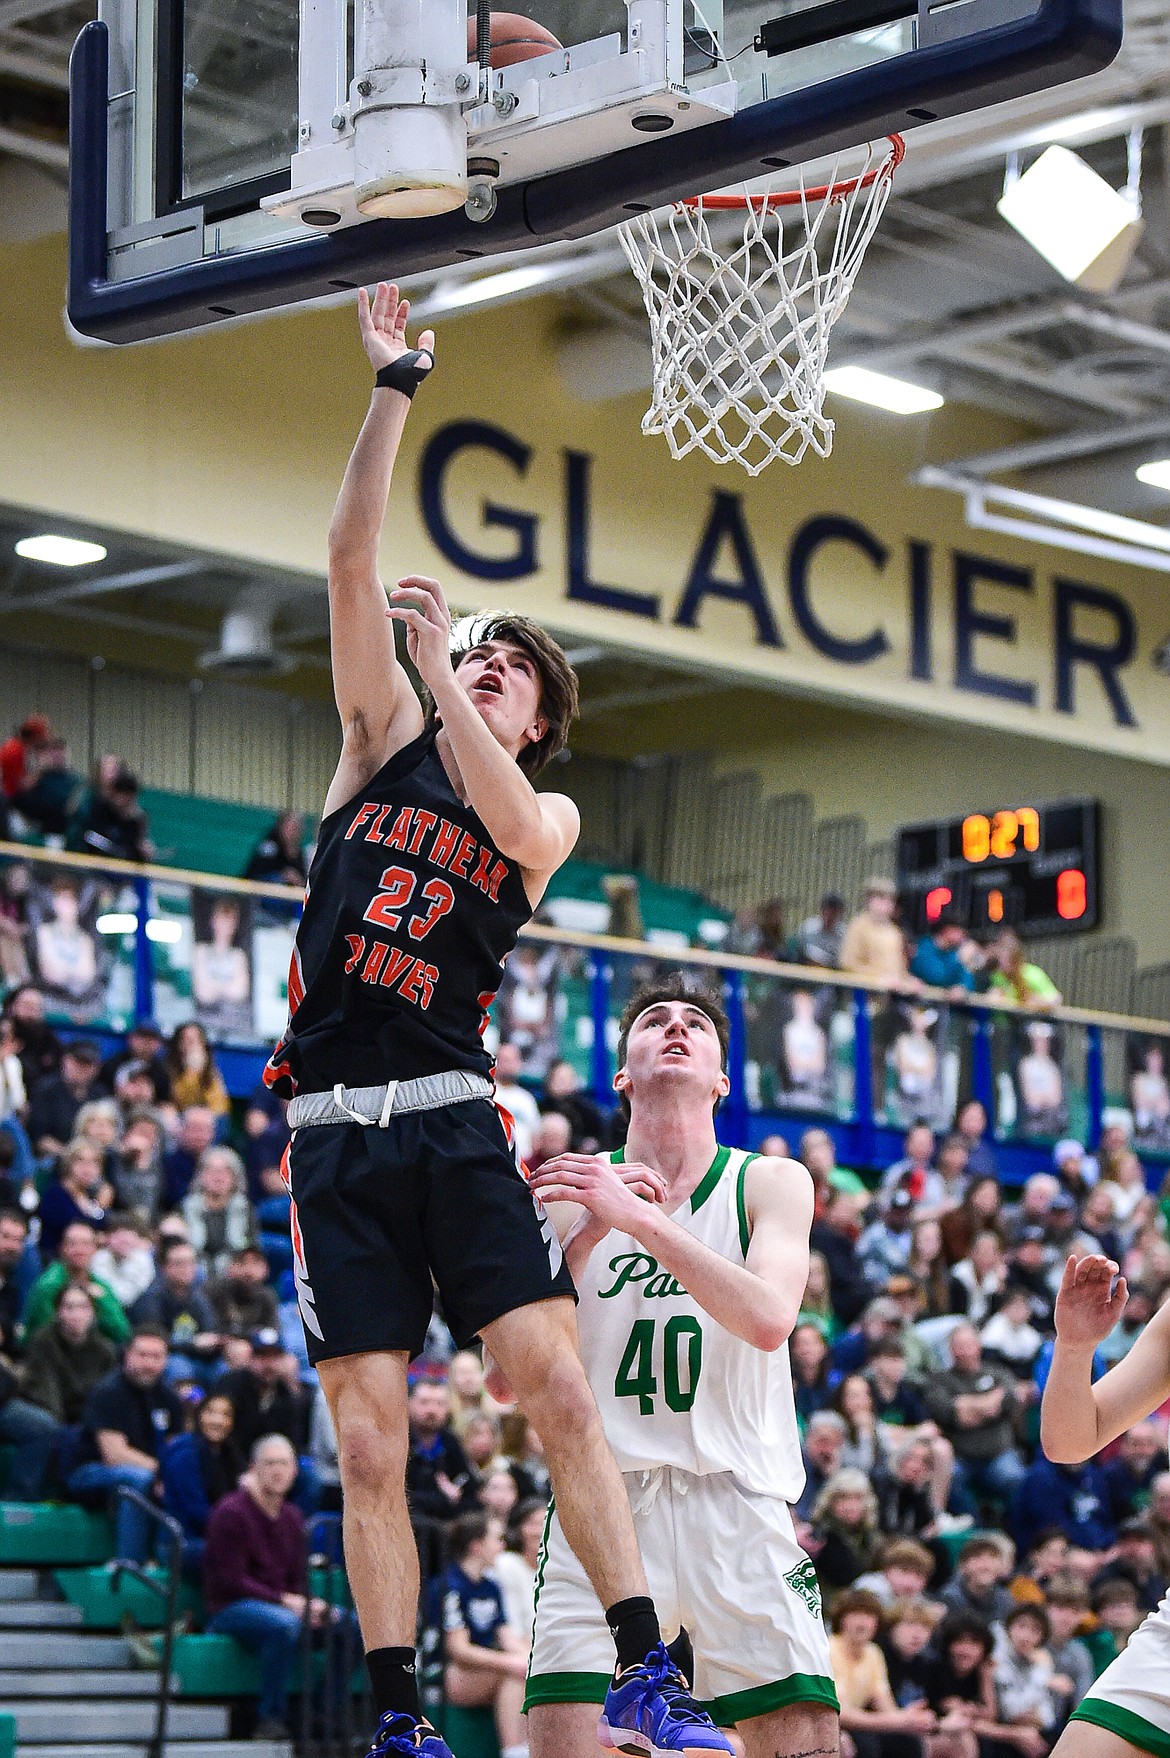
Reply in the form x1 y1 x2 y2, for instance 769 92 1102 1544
284 1098 576 1365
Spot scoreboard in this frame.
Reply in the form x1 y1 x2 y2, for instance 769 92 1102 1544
895 800 1100 937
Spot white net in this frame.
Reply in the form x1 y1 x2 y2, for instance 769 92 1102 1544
618 138 903 476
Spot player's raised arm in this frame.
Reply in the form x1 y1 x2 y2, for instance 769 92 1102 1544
323 283 433 815
1041 1252 1170 1462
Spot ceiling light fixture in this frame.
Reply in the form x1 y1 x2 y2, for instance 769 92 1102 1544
996 136 1143 293
1136 460 1170 491
823 366 944 414
15 534 108 568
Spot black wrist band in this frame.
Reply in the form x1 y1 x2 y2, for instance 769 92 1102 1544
375 349 435 399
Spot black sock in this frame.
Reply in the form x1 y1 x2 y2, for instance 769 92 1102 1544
365 1647 420 1720
605 1597 662 1673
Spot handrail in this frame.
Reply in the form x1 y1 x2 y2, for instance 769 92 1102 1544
111 1488 186 1758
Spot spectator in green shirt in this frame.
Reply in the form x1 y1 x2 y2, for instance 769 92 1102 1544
985 930 1062 1008
801 1127 869 1201
21 1221 131 1347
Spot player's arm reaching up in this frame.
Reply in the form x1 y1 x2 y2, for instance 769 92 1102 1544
323 283 434 816
531 1153 813 1351
1041 1252 1170 1462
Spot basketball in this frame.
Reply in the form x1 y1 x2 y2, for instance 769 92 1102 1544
466 10 563 69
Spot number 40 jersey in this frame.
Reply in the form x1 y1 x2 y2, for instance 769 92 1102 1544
576 1145 806 1501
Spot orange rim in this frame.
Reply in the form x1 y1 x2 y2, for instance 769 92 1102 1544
681 133 904 210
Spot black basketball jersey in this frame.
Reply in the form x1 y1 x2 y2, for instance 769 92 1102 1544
265 726 532 1095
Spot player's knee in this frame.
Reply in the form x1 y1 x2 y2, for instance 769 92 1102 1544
523 1354 598 1443
336 1412 406 1494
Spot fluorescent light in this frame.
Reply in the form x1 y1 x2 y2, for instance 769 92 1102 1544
823 366 944 414
1137 460 1170 491
96 913 138 935
426 264 558 314
145 919 183 944
15 534 107 567
996 145 1142 291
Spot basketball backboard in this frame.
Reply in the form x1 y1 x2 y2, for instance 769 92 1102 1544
69 0 1122 343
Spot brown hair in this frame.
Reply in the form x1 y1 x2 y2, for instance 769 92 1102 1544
445 612 579 776
615 974 731 1119
880 1539 935 1577
830 1588 885 1633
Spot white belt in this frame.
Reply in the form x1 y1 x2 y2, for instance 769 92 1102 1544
287 1070 493 1130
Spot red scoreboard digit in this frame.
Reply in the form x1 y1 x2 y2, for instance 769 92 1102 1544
895 800 1099 937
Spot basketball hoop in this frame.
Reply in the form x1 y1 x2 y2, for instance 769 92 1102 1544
618 135 904 476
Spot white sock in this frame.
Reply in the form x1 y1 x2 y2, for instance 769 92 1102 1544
502 1745 529 1758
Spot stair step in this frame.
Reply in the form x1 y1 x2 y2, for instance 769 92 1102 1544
0 1574 38 1602
0 1672 171 1697
0 1602 81 1627
1 1702 228 1741
0 1634 133 1668
24 1746 291 1758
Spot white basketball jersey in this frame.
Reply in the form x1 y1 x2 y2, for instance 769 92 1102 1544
574 1145 806 1501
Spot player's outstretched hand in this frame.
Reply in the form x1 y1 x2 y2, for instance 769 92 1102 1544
387 574 454 691
1053 1252 1128 1349
357 281 436 374
531 1153 667 1233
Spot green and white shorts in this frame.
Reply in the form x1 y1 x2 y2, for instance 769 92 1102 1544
524 1465 839 1728
1073 1598 1170 1758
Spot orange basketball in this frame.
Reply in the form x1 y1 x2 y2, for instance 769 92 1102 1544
466 10 564 69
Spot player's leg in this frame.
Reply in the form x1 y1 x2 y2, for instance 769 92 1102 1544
1051 1726 1155 1758
482 1296 649 1611
529 1702 605 1758
317 1350 416 1647
738 1703 840 1758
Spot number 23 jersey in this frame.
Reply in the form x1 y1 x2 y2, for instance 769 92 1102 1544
575 1145 806 1501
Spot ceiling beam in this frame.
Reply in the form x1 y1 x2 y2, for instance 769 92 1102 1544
0 40 68 88
0 0 76 27
0 122 65 171
6 559 206 612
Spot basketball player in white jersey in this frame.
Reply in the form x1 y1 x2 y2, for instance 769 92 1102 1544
520 975 840 1758
1042 1251 1170 1758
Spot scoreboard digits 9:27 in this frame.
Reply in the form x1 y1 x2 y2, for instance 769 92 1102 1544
895 800 1100 938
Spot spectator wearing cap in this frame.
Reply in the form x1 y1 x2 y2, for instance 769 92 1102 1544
68 760 153 863
922 1323 1027 1510
0 716 52 802
27 1038 106 1161
858 1192 915 1289
831 1296 906 1379
910 913 977 995
1014 1453 1115 1556
219 1330 311 1457
792 893 847 969
38 1137 110 1258
840 878 917 989
101 1020 172 1108
1053 1136 1095 1199
1005 1229 1056 1330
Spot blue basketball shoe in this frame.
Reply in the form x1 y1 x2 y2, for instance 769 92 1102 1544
597 1643 735 1756
365 1711 454 1756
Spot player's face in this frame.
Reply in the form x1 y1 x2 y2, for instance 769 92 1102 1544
617 1000 730 1110
456 640 548 755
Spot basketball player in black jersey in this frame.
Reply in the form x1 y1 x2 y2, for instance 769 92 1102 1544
268 284 734 1758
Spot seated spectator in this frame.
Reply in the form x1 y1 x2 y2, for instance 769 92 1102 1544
940 1537 1014 1624
1004 1234 1055 1332
203 1434 355 1740
881 1123 942 1205
1080 1189 1125 1271
801 1128 870 1204
854 1537 936 1605
0 1208 31 1356
1093 1517 1168 1612
864 1339 929 1430
985 930 1061 1009
133 1237 223 1385
22 1281 117 1428
525 1110 571 1175
1009 1530 1070 1604
182 1146 256 1277
39 1137 111 1260
792 891 846 969
91 1214 155 1311
792 1321 835 1421
163 1106 219 1210
68 1326 182 1561
68 760 153 863
101 1019 171 1108
859 1193 916 1289
1089 1578 1143 1672
16 737 83 838
874 1438 941 1541
1102 1150 1150 1230
954 1099 997 1181
0 1309 60 1497
841 879 916 989
1052 1138 1094 1202
111 1111 166 1223
446 1348 499 1437
879 1596 942 1709
0 716 52 806
907 1219 954 1317
1003 1176 1060 1248
1042 1578 1095 1716
219 1328 310 1456
28 1038 106 1161
442 1511 530 1758
110 1060 159 1123
70 1097 121 1180
832 1297 907 1380
811 1191 872 1326
241 1087 290 1199
463 1412 504 1479
922 1613 1044 1758
911 913 977 995
307 1384 340 1513
799 1252 839 1341
492 1498 545 1646
1103 1421 1165 1523
492 1041 540 1162
994 1604 1058 1748
810 1467 884 1592
23 1221 131 1346
480 1464 519 1523
0 1016 27 1138
499 1413 550 1504
835 1374 894 1476
208 1245 278 1341
539 1059 607 1152
981 1286 1044 1379
244 813 306 887
796 1410 849 1523
923 1324 1025 1512
406 1378 477 1523
941 1176 1004 1268
159 1391 243 1575
0 1135 24 1219
4 983 61 1090
165 1023 230 1118
829 1587 936 1753
950 1233 1009 1326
